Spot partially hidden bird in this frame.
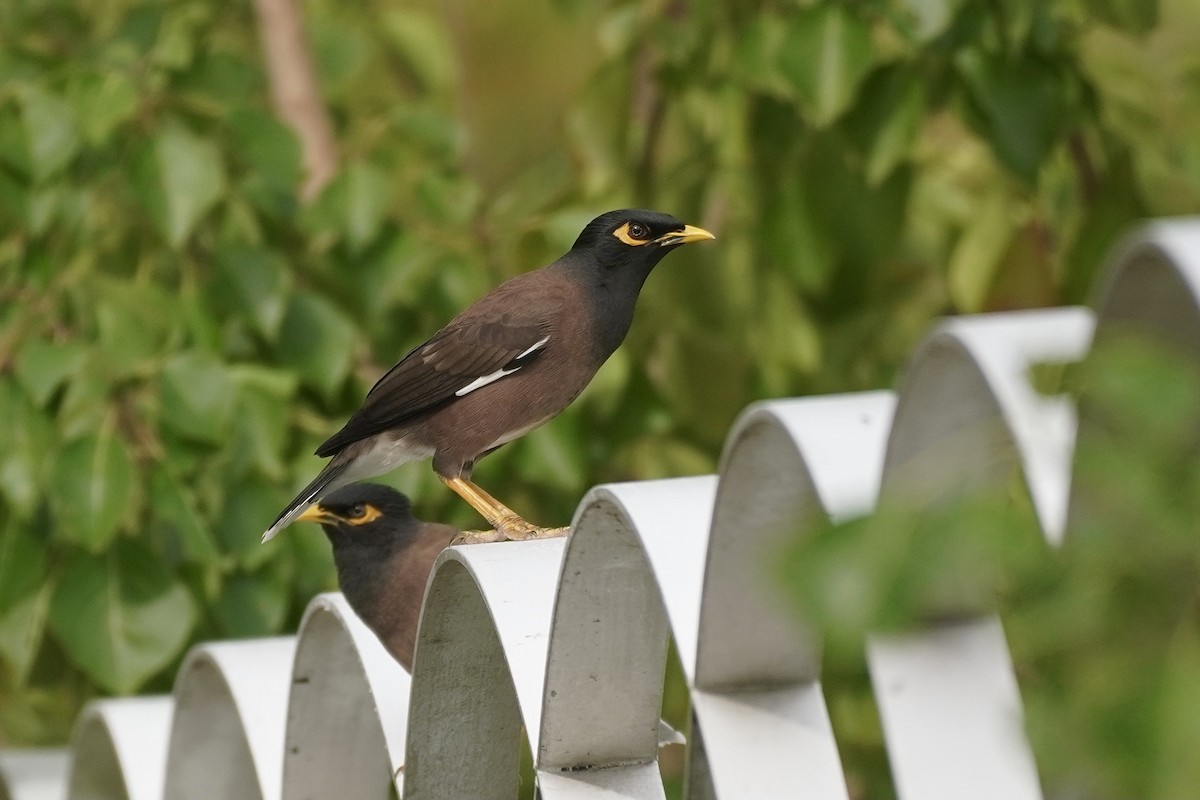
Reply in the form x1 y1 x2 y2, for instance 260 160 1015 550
263 209 714 544
296 483 458 671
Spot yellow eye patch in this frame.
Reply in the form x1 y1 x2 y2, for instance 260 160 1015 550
612 221 654 246
346 504 383 526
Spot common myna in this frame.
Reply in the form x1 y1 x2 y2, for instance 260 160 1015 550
297 483 459 671
264 209 714 542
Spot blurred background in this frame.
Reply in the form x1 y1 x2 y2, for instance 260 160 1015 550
1 0 1198 793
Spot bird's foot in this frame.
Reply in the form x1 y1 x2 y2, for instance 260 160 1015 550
493 514 569 541
451 528 507 545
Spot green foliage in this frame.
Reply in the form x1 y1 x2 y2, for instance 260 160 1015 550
779 334 1200 797
1 0 1198 756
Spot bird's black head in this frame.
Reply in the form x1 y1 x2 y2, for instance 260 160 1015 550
570 209 715 268
297 483 417 547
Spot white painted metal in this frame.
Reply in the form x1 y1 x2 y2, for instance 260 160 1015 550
1066 220 1200 540
403 539 564 800
690 392 894 800
538 491 671 778
1092 218 1200 356
162 638 295 800
868 619 1042 800
868 309 1095 800
284 593 411 799
583 477 718 683
699 392 896 689
537 762 666 798
66 697 171 800
0 750 68 800
882 308 1094 544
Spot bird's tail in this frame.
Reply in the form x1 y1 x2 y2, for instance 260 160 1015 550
262 458 354 543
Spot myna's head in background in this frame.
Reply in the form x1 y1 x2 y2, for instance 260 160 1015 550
297 483 458 671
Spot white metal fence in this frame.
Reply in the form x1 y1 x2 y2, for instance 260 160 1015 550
3 218 1199 800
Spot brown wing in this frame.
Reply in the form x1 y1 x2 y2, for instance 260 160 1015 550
315 315 551 457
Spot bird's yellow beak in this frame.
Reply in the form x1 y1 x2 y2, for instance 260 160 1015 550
296 504 337 525
656 224 716 247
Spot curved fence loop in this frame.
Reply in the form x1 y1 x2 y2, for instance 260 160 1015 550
0 750 68 800
404 540 564 799
285 593 411 800
1092 218 1200 356
882 308 1094 544
162 638 295 800
688 392 894 800
867 310 1090 800
539 486 677 776
67 697 172 800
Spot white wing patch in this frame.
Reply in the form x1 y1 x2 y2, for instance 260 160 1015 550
516 336 551 360
454 335 550 397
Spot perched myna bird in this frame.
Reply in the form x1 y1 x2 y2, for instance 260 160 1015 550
264 209 714 542
297 483 458 671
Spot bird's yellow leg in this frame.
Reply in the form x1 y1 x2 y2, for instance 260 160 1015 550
440 476 568 542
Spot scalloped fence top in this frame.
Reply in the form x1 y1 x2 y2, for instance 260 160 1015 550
4 218 1200 800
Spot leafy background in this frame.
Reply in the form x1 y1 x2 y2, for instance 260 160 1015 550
1 0 1198 794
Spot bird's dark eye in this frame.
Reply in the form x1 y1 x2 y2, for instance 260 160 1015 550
348 503 366 519
627 222 650 240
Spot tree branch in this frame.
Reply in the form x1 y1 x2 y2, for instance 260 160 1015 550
253 0 339 202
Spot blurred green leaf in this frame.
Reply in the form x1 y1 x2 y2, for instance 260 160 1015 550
342 162 393 253
845 67 926 186
26 184 63 237
1085 0 1158 34
227 109 301 212
733 14 788 95
781 491 1047 658
902 0 969 40
648 327 752 442
275 292 358 402
778 5 873 126
93 280 179 374
14 339 89 408
55 363 112 442
159 351 235 445
217 476 290 569
312 17 375 90
213 567 289 637
50 427 136 552
227 366 297 481
68 71 139 146
381 8 456 92
0 521 52 683
0 380 54 518
21 88 81 183
49 541 196 694
948 187 1021 311
136 119 225 247
958 51 1067 182
213 244 292 341
148 467 220 565
762 176 834 292
0 102 32 178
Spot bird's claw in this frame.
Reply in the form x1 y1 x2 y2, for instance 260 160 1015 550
494 514 569 541
451 519 569 545
451 529 507 545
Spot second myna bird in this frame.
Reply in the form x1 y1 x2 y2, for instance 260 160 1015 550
263 209 714 542
297 483 456 671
